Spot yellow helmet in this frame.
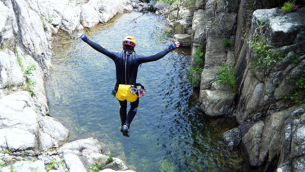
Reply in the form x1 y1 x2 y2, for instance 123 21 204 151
123 36 136 49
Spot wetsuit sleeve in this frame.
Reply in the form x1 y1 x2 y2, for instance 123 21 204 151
137 48 172 63
82 38 117 60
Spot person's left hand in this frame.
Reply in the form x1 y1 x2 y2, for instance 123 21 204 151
78 33 83 38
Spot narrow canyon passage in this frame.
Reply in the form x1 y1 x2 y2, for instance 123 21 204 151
46 12 249 172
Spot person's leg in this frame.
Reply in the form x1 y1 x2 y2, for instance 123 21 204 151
126 98 139 128
118 100 127 126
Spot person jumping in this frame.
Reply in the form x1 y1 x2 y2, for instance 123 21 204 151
78 33 180 137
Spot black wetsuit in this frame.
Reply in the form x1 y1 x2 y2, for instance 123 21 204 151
82 38 175 128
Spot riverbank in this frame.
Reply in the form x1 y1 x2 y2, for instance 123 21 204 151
0 0 142 171
1 0 305 171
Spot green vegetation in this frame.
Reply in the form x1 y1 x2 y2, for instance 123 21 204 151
284 75 305 105
46 159 56 172
88 154 114 172
24 64 36 75
17 58 22 68
24 64 37 96
46 159 65 172
248 20 284 68
157 0 179 4
29 167 38 172
105 154 114 164
0 161 16 172
288 52 301 63
46 14 55 23
281 2 295 12
88 163 99 172
224 38 234 47
0 161 5 171
188 46 204 87
188 0 195 6
215 64 238 91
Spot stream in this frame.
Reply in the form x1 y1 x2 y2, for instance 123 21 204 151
46 12 250 172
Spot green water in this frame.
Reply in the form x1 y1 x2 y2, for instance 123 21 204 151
46 12 249 172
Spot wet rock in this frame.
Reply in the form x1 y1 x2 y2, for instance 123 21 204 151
259 110 286 165
173 34 191 47
242 121 264 167
200 89 235 117
292 156 305 172
221 128 241 151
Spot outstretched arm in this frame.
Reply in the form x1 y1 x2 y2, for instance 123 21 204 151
137 42 180 63
78 33 118 60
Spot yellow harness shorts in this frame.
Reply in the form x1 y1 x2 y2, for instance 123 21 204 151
116 84 138 102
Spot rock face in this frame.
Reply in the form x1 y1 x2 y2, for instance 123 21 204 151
0 0 136 171
166 0 305 171
1 0 305 171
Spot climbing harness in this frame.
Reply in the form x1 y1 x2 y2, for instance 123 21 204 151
114 83 145 102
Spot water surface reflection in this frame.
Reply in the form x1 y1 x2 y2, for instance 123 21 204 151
46 12 249 172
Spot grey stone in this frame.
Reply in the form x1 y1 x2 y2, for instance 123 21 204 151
0 49 24 89
242 121 264 166
222 128 241 151
80 4 100 28
174 34 191 47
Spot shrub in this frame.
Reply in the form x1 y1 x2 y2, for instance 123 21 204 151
215 64 238 91
224 38 234 47
24 64 37 96
281 2 295 12
157 0 178 4
188 67 203 86
188 46 204 87
285 75 305 105
247 20 284 68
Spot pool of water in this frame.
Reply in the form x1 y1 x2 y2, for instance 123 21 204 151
46 12 249 172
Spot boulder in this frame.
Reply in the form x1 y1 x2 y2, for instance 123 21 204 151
155 2 170 15
0 128 36 152
59 138 132 171
221 128 241 151
80 4 100 28
61 5 82 33
192 9 206 45
0 49 24 89
0 160 46 172
200 89 235 116
174 34 191 47
0 91 38 134
0 2 18 49
38 116 69 148
11 0 52 69
173 18 192 34
195 0 206 9
242 121 264 167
